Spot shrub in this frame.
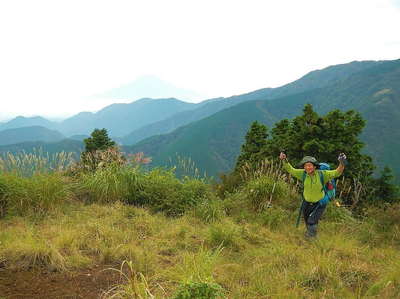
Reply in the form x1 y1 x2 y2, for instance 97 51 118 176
244 175 289 211
323 203 357 224
215 172 243 199
72 147 126 174
172 281 225 299
191 197 225 223
208 221 241 250
0 173 71 217
78 163 141 204
258 206 290 229
169 246 224 298
0 177 8 218
220 191 255 223
129 169 209 217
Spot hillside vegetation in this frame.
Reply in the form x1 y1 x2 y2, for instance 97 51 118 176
0 149 399 298
128 59 400 182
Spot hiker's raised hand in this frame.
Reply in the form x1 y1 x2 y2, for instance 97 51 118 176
338 153 348 166
279 152 287 160
338 153 347 162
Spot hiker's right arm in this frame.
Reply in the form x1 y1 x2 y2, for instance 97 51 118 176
279 153 303 180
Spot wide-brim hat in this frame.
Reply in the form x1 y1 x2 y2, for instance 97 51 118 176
298 156 319 168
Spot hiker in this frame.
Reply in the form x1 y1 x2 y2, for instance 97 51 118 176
279 152 347 238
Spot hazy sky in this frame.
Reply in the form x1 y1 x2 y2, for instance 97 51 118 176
1 0 399 120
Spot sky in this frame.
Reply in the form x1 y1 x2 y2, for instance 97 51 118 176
0 0 399 121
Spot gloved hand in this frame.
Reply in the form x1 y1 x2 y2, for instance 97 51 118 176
338 153 347 164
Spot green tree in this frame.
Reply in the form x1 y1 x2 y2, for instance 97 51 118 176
370 167 399 204
234 121 268 171
83 128 116 153
78 128 122 172
265 104 375 181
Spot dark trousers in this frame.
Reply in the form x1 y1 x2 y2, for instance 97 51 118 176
303 201 326 225
302 201 326 237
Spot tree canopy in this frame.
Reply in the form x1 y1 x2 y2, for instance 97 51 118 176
83 128 116 153
235 104 399 205
235 121 268 171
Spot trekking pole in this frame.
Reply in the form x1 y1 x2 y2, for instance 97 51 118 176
296 197 305 227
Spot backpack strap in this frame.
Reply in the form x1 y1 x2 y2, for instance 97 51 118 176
319 170 335 201
318 171 326 192
302 171 306 184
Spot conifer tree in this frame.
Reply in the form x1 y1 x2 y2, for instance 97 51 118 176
83 128 116 153
235 121 268 171
264 104 374 181
370 167 399 203
80 128 119 171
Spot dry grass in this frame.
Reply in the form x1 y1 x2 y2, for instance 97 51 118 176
0 200 399 298
0 156 399 297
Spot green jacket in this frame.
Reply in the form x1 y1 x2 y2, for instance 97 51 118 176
283 160 341 203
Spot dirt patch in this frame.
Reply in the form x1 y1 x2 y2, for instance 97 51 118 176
0 265 122 299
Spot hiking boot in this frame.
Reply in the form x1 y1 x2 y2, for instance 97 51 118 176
305 224 318 238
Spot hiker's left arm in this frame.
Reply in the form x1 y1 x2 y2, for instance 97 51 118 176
336 161 345 175
331 153 346 179
336 153 346 175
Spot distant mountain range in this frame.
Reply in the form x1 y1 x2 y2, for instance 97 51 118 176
1 59 399 182
0 98 197 138
0 126 65 146
120 60 382 145
0 139 84 161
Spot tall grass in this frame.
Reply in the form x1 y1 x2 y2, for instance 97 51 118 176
0 172 71 217
0 150 75 177
78 163 141 204
168 154 208 180
128 168 210 217
102 260 157 299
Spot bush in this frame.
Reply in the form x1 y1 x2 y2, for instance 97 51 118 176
208 221 241 250
191 197 225 223
220 191 254 223
244 176 290 211
258 206 290 229
0 178 8 218
215 172 243 199
129 169 210 217
78 163 141 204
172 281 225 299
0 173 71 217
323 202 357 223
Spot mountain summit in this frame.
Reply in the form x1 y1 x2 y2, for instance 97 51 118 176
95 75 203 102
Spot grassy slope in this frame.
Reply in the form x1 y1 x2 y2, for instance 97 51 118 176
0 157 399 298
0 201 399 298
